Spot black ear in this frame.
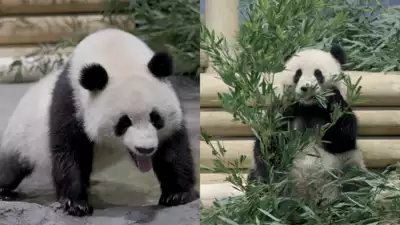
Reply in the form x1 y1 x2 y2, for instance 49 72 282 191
330 44 346 65
79 63 108 91
147 52 173 78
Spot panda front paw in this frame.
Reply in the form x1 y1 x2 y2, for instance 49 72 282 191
159 189 199 206
0 189 23 201
58 198 93 217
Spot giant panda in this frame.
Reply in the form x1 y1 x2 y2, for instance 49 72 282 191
0 28 199 217
248 45 367 204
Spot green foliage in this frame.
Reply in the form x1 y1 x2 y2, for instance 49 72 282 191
103 0 200 77
200 0 400 224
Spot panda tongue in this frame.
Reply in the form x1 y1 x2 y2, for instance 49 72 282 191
136 155 153 173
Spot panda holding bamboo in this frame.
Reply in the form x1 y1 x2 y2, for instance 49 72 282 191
248 45 367 204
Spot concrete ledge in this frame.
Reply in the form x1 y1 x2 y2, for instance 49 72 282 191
200 72 400 107
200 139 400 169
201 110 400 136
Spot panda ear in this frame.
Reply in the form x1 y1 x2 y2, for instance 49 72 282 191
330 44 346 65
147 52 173 78
79 63 109 91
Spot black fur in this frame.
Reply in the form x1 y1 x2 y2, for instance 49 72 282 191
330 44 346 65
152 123 199 206
49 63 94 217
114 115 132 136
248 87 357 181
79 63 109 91
0 152 34 200
147 52 173 78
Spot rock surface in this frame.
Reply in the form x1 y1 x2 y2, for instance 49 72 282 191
0 75 200 225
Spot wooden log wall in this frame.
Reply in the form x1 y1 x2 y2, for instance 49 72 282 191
0 0 133 56
0 0 134 83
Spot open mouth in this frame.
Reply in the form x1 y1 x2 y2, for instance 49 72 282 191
128 151 153 173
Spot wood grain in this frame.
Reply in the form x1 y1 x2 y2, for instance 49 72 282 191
0 14 135 45
200 72 400 107
201 110 400 137
200 139 400 169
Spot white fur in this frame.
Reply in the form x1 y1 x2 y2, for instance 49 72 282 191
0 28 183 173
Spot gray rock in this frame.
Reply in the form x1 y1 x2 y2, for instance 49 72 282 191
0 200 200 225
0 75 200 225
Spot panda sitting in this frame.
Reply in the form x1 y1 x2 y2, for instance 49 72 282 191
248 45 367 203
0 28 199 217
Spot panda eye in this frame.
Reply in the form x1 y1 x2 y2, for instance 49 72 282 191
114 114 132 136
150 109 164 130
314 69 325 83
293 69 302 84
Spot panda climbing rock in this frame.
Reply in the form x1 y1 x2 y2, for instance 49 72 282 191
0 28 199 217
248 45 367 203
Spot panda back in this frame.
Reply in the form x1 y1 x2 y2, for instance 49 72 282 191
0 69 61 167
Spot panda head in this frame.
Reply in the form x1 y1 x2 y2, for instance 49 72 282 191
68 28 181 173
281 45 347 105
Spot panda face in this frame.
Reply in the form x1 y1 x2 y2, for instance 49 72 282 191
283 45 346 105
112 109 165 172
67 28 183 173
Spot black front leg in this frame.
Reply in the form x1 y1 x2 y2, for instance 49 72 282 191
327 86 349 109
50 134 94 217
49 65 95 217
152 125 199 206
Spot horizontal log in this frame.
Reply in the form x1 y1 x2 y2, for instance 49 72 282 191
200 139 400 169
201 110 400 137
200 173 247 184
200 183 244 207
0 15 135 45
0 0 112 15
0 45 74 58
200 72 400 107
0 53 69 83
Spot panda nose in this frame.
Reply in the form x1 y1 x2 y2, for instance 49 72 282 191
136 147 155 155
300 86 309 92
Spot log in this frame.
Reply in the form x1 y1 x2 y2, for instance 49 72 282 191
201 110 400 137
0 15 135 45
200 139 400 169
0 0 115 15
200 183 244 207
200 173 247 184
0 45 74 58
200 72 400 107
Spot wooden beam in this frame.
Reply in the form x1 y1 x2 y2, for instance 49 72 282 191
201 110 400 136
200 72 400 107
0 14 135 45
200 139 400 169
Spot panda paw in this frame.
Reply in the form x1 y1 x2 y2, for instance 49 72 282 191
57 198 93 217
159 189 199 207
0 189 23 201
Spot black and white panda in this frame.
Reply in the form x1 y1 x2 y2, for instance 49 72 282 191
248 45 367 203
0 28 199 216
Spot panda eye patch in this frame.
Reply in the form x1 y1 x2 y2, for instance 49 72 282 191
293 69 302 83
114 115 132 136
314 69 325 83
150 109 164 130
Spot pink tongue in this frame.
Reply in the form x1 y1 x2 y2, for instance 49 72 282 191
136 155 153 173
